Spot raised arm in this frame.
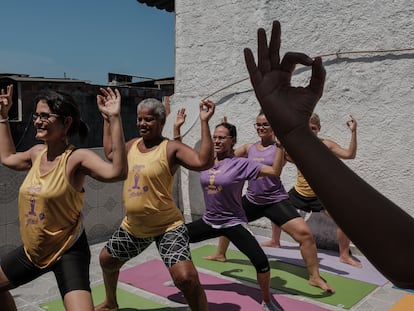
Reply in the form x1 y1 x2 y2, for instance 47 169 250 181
244 20 414 289
325 115 357 159
0 84 33 170
80 87 127 181
173 100 215 171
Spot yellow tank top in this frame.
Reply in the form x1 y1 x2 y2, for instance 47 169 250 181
121 138 183 237
294 169 316 197
18 145 84 268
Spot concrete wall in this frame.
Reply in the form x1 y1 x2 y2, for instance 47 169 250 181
170 0 414 245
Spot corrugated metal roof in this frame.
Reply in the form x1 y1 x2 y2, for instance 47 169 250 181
136 0 174 12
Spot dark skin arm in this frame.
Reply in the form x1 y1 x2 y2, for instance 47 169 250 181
244 20 414 289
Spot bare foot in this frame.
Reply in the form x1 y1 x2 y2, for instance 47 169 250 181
94 302 118 311
340 256 363 268
203 254 226 262
260 240 281 248
309 277 335 293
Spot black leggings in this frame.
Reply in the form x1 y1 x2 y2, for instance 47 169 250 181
186 219 270 273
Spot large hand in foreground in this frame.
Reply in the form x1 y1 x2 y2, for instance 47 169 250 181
244 21 326 138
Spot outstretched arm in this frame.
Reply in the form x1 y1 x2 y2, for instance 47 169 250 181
174 100 215 171
0 84 33 170
244 20 414 289
82 87 127 181
325 115 357 159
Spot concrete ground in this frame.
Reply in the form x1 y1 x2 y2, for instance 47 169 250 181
9 235 408 311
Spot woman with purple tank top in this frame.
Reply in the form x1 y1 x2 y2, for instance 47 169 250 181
203 111 334 293
186 121 285 311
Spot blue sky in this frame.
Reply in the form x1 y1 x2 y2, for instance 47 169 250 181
1 0 175 85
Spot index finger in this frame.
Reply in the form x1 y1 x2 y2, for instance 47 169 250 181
244 47 261 90
308 57 326 99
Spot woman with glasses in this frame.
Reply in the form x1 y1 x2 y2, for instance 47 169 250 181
0 85 127 311
202 112 334 293
186 120 286 311
95 98 215 311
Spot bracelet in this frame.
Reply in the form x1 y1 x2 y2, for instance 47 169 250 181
174 135 181 140
0 117 9 123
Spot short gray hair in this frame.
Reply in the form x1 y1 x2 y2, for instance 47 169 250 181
137 98 166 122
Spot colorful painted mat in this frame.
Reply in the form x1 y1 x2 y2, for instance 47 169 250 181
191 244 377 309
40 283 175 310
119 259 331 311
254 236 388 286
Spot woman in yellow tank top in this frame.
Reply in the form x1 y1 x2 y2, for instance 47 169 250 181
95 98 215 311
0 85 127 311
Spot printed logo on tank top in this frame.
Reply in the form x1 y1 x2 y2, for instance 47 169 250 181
206 168 223 194
25 185 45 225
127 164 149 197
252 157 264 162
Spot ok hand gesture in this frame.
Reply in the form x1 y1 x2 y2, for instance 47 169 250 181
244 21 326 138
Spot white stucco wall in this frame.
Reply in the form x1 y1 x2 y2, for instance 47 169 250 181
168 0 414 224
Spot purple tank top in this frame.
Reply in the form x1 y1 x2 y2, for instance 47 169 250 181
200 157 262 227
245 142 288 204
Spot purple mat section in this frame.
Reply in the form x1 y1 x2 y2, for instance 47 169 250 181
119 259 330 311
252 235 388 286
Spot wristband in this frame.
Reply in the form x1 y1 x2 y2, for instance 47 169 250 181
0 117 9 123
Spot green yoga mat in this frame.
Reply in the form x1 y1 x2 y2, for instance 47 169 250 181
191 245 377 309
39 283 176 310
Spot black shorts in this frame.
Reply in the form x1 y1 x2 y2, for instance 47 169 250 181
288 187 325 212
1 231 91 298
242 195 301 227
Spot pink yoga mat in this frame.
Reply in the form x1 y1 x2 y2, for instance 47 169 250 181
119 259 330 311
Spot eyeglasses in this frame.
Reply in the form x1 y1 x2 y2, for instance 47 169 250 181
32 112 62 122
212 135 232 141
254 122 271 129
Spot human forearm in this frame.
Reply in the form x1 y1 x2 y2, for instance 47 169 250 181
106 115 127 179
272 145 284 176
348 130 357 159
102 119 113 160
0 120 17 166
0 85 17 165
173 124 182 141
198 120 214 168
